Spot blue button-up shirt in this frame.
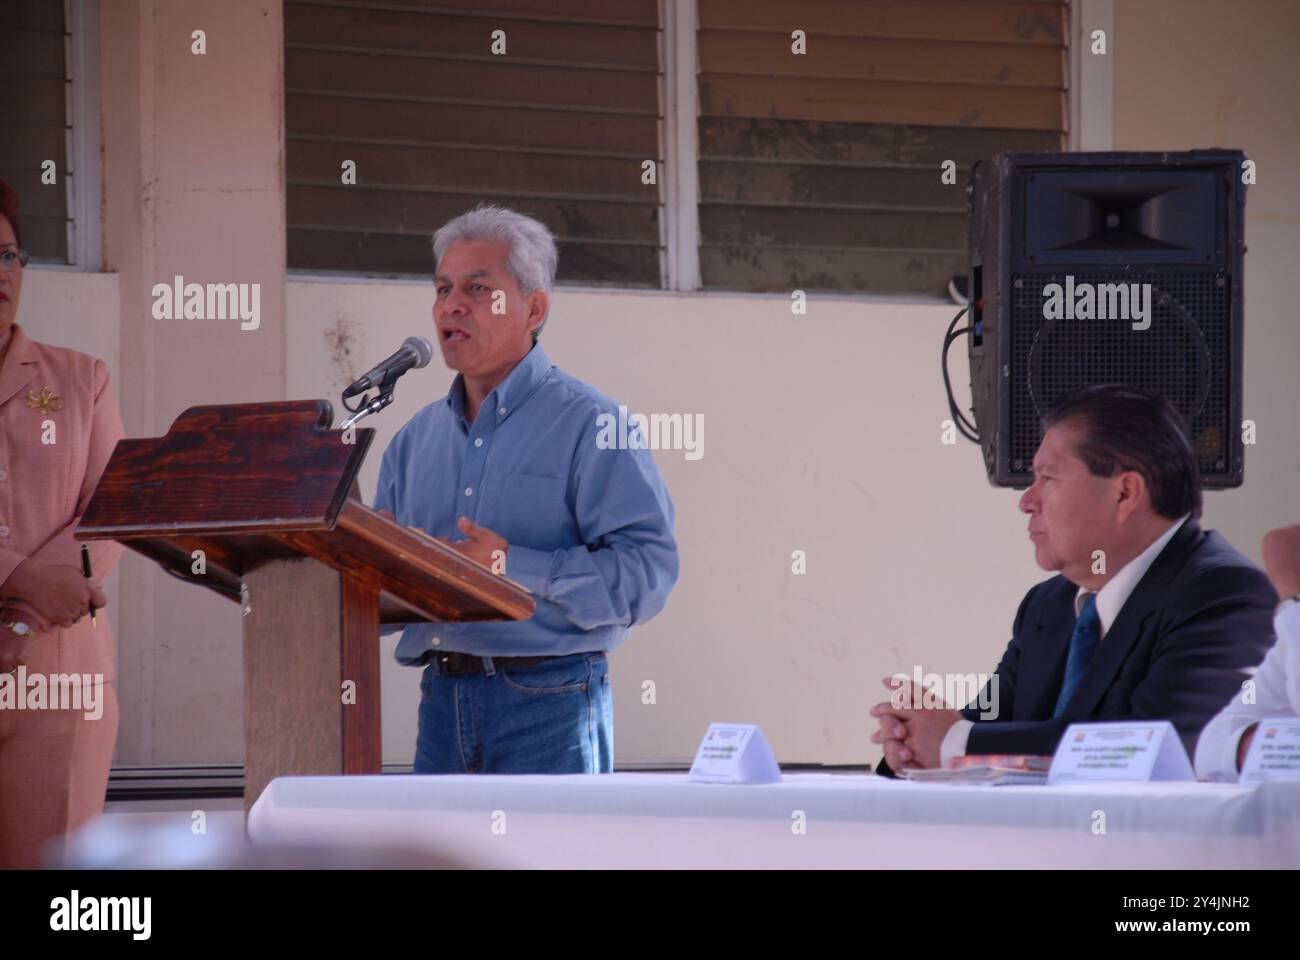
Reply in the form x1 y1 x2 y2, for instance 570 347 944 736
374 343 679 662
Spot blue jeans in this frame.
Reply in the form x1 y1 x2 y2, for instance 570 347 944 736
414 652 613 774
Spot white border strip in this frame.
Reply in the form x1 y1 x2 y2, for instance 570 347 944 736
661 0 701 291
66 0 103 271
1069 0 1115 151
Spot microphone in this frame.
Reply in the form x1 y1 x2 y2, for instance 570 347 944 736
342 336 433 398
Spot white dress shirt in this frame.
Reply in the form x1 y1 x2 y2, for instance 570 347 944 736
938 516 1191 767
1193 601 1300 781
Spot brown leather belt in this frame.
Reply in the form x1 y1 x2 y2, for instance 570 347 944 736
431 651 556 675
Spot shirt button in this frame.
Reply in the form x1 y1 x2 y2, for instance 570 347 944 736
473 438 483 448
0 526 9 538
464 486 474 497
498 406 507 416
431 636 441 647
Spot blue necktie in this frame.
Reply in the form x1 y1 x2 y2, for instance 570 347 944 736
1054 593 1100 717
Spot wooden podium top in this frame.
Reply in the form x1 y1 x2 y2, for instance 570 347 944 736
76 400 534 624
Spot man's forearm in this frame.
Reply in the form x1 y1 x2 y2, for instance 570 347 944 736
506 536 677 631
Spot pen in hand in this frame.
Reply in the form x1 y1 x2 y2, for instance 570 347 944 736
80 544 97 627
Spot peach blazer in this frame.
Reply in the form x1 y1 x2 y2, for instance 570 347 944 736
0 323 125 681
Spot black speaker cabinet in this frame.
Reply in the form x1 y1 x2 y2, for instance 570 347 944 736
967 150 1247 488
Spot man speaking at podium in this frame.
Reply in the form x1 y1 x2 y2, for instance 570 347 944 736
872 387 1276 775
375 205 679 775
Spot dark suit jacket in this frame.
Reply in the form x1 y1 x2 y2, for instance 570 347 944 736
877 520 1276 777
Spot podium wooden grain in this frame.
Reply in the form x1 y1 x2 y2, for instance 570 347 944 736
76 400 534 812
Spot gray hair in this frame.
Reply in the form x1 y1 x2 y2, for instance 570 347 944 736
432 204 558 342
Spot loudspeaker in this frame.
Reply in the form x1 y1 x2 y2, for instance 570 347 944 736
967 150 1247 488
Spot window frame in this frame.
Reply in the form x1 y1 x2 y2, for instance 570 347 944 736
27 0 103 274
288 0 1113 305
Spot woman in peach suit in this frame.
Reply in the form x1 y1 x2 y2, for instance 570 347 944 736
0 180 125 868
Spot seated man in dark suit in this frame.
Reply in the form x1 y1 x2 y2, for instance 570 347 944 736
872 385 1276 776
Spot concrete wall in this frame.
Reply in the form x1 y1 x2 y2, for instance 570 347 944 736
101 0 286 765
19 0 1300 770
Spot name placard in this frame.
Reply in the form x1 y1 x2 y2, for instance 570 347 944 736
687 723 781 784
1048 721 1194 784
1239 717 1300 783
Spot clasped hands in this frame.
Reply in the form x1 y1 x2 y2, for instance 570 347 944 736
869 676 963 772
0 559 108 672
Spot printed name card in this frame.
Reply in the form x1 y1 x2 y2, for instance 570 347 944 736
1048 721 1194 784
1239 717 1300 784
687 723 781 784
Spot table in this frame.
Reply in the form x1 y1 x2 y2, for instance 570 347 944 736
246 772 1300 868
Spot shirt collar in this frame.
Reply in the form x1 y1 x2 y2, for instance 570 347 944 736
1075 514 1191 635
447 342 554 428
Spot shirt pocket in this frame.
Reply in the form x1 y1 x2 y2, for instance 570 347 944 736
488 471 571 550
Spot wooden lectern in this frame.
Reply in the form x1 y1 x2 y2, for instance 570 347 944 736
75 401 535 809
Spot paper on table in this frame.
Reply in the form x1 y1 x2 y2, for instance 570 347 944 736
1239 717 1300 783
1048 720 1194 784
687 723 781 784
901 766 1048 786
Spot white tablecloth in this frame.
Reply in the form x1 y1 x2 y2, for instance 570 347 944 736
246 772 1300 869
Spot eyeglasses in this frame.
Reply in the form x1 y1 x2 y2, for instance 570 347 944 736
0 249 30 271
